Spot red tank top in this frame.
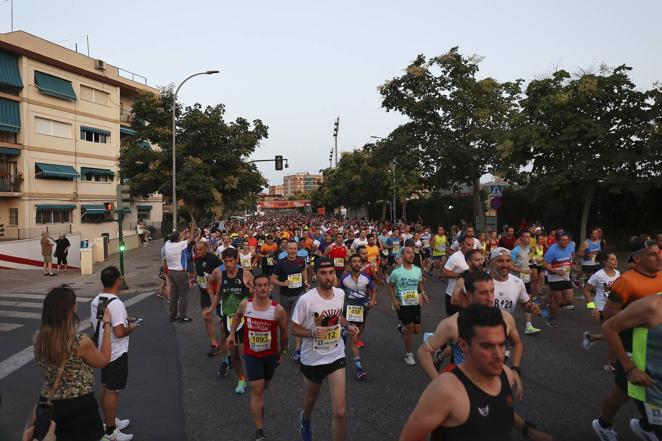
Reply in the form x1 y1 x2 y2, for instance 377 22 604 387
243 299 279 357
329 245 347 270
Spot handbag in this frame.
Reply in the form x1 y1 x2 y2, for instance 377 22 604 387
29 365 64 441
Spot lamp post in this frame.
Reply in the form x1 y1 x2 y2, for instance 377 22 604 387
171 70 219 231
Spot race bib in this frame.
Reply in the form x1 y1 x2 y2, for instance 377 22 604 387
393 245 401 254
240 255 252 268
644 402 662 426
248 330 272 352
562 265 572 276
287 273 303 289
334 257 345 268
381 249 389 256
521 272 531 283
401 290 419 306
313 325 341 352
196 275 207 288
226 315 244 331
266 257 275 266
346 305 364 323
589 253 597 264
436 242 446 252
258 240 264 246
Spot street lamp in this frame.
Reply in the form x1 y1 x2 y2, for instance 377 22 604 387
172 70 219 230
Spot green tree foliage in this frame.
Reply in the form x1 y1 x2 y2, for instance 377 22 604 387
119 89 268 226
378 48 522 227
506 65 662 240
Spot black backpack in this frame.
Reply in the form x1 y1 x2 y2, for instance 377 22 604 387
92 298 116 347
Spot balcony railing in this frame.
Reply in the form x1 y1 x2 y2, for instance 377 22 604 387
120 110 133 124
0 175 21 193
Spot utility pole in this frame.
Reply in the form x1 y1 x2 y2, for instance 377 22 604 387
333 117 339 167
116 184 131 290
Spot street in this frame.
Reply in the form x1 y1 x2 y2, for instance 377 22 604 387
0 243 644 440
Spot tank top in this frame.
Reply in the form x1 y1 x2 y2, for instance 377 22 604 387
582 239 602 266
329 245 347 270
243 299 279 357
629 293 662 408
220 268 250 317
434 367 513 441
35 333 94 400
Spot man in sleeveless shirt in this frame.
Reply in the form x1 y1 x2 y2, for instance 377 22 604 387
401 304 554 441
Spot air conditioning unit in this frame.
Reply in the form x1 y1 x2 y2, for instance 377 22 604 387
95 59 106 70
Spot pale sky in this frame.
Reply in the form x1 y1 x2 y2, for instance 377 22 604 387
6 0 661 186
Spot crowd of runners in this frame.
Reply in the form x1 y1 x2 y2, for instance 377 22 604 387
156 213 662 441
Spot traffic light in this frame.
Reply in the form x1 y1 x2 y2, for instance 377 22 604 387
116 184 131 214
275 155 283 171
119 242 126 252
104 202 113 212
333 117 339 137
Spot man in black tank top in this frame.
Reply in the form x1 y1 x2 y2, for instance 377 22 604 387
400 304 554 441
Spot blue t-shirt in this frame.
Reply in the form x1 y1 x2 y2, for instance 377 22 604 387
388 265 422 305
278 250 288 260
297 248 310 265
544 242 575 282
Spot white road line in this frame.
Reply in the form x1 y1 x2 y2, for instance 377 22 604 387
0 293 92 302
0 310 42 319
0 291 154 380
0 300 44 309
0 323 23 332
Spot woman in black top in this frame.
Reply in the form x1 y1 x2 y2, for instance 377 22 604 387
54 233 71 272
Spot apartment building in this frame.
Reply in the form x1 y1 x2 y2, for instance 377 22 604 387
268 184 283 196
0 30 162 241
282 172 323 198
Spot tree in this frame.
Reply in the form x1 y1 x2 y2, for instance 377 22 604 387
379 48 522 228
119 88 268 226
505 65 662 240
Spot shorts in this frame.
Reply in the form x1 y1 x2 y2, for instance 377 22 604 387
221 315 244 343
101 352 128 391
301 357 345 385
280 293 301 313
529 264 542 271
45 392 104 441
57 255 67 265
583 265 601 275
614 360 627 392
43 255 53 264
445 294 461 316
397 305 421 325
243 353 279 382
200 288 211 309
524 282 531 295
549 280 573 291
423 249 431 259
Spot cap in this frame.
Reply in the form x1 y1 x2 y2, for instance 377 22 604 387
627 238 656 263
490 247 511 260
314 257 334 271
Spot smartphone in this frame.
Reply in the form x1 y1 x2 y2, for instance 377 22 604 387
33 402 52 440
134 318 144 326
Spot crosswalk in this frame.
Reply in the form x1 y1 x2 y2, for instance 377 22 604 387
0 293 92 333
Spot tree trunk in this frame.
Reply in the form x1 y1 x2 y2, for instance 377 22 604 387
472 178 484 230
402 199 407 223
382 201 387 220
579 182 596 243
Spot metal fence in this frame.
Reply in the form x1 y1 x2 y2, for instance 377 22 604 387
0 176 21 193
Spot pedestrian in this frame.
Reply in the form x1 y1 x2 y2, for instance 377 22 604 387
33 285 113 441
40 231 56 276
164 227 199 322
54 233 71 273
91 266 139 441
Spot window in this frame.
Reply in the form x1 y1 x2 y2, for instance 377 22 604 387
36 209 72 224
80 85 110 106
80 127 108 144
0 131 17 143
9 208 18 225
34 117 71 138
82 173 110 182
137 208 151 221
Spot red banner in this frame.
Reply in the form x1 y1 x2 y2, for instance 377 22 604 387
257 200 310 209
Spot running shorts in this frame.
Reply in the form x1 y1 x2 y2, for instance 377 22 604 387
549 280 573 291
243 353 279 382
300 357 345 385
397 305 421 325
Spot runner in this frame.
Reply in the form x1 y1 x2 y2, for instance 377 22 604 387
226 274 289 441
388 228 404 266
271 240 308 362
421 227 433 276
449 249 486 309
577 227 604 286
542 231 576 328
340 254 377 380
193 240 222 356
204 248 255 393
509 233 542 335
350 228 369 251
402 304 554 441
259 235 278 276
291 257 359 441
529 233 546 301
442 236 474 316
431 226 449 277
324 234 349 282
592 238 662 441
498 226 517 250
239 243 257 272
388 246 429 366
365 234 382 278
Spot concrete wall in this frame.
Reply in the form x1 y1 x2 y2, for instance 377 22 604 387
0 233 81 269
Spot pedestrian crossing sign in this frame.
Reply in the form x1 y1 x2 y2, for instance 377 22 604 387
489 185 504 197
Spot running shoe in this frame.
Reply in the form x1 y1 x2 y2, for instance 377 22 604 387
603 363 616 373
404 353 416 366
592 419 618 441
397 324 405 336
629 417 660 441
545 319 559 328
356 340 365 348
582 331 596 350
217 361 230 378
178 316 192 323
293 349 301 362
207 345 220 357
235 378 248 394
524 324 541 335
356 366 367 381
256 429 266 441
300 410 312 441
103 418 131 432
101 428 133 441
562 304 575 310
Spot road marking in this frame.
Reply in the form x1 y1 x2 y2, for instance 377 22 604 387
0 323 23 332
0 300 44 309
0 310 42 319
0 291 154 380
0 293 92 302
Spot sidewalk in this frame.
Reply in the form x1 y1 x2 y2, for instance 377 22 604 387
0 241 164 297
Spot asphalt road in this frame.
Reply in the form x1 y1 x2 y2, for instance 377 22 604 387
0 247 645 441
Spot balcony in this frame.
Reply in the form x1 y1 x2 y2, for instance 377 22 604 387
120 109 133 124
0 175 22 196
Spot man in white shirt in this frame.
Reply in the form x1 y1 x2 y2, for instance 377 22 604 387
91 266 139 441
442 236 474 316
164 228 198 322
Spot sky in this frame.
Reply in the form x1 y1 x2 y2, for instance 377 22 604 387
5 0 662 186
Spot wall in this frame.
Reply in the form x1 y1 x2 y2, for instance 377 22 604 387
0 233 81 269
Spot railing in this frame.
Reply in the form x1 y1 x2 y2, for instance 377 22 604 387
120 110 133 124
0 176 21 193
118 68 147 85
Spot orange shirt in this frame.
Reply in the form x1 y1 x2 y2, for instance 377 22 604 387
260 243 278 256
608 270 662 307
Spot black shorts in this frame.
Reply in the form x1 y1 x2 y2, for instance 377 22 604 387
524 282 532 295
45 392 103 441
397 305 421 325
200 288 211 309
301 357 345 385
549 280 573 291
243 354 279 382
529 264 542 271
221 316 244 343
583 265 601 275
101 352 128 391
614 360 627 392
445 294 461 317
57 255 67 265
279 293 301 313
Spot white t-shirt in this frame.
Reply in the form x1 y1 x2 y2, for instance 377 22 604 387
493 274 530 315
90 293 129 362
444 251 470 296
292 287 346 366
351 238 368 251
215 244 235 259
587 269 620 311
164 240 189 271
450 238 481 253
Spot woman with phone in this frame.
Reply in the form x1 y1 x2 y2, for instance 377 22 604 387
31 285 113 441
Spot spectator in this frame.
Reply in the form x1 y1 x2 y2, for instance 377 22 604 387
54 233 71 273
40 232 56 276
164 227 199 322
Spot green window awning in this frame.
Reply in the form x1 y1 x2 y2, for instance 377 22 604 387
137 205 152 210
0 50 23 90
81 204 108 215
0 147 20 155
36 204 76 210
80 167 114 177
137 141 151 149
80 125 111 136
0 98 20 133
120 127 136 136
35 163 80 179
34 71 77 101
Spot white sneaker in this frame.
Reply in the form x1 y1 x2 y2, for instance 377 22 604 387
630 418 660 441
582 331 597 350
102 428 134 441
116 418 130 431
592 418 618 441
404 353 416 366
